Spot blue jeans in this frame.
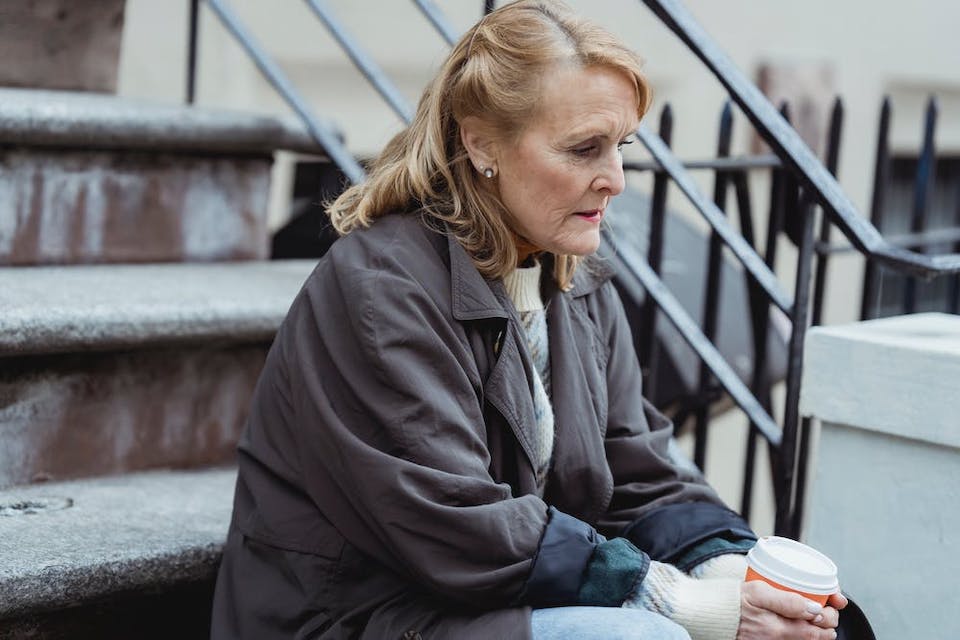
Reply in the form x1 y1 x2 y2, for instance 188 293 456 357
531 607 691 640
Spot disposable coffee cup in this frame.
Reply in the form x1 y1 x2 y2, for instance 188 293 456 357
745 536 839 606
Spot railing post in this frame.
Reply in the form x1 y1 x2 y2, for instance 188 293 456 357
639 105 673 403
950 186 960 313
860 98 892 320
903 96 939 313
740 140 786 521
776 184 816 537
790 98 845 535
693 101 733 471
730 163 765 521
811 98 844 326
186 0 200 104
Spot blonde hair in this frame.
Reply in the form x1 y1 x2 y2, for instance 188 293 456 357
327 0 651 289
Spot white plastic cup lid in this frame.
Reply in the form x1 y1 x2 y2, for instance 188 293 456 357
746 536 839 595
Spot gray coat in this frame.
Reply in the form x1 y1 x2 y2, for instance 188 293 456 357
211 213 747 639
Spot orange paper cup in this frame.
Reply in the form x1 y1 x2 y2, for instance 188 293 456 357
744 536 838 606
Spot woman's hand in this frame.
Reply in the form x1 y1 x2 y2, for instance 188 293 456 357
737 581 844 640
810 592 848 631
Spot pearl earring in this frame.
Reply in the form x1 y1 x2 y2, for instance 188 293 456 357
483 167 495 179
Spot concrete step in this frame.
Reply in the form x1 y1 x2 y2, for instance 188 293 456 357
0 260 316 488
0 468 234 639
0 87 332 266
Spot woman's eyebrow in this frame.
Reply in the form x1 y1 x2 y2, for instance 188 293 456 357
563 122 639 143
561 130 610 144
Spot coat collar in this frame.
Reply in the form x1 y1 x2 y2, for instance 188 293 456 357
566 256 614 299
447 233 510 322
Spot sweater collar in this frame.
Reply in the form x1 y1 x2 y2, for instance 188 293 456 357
446 231 613 321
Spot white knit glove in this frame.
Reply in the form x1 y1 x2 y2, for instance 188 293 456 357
623 560 741 640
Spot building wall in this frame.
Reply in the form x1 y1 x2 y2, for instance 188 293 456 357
117 0 960 324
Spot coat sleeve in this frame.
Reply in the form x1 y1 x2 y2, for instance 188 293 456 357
591 282 756 560
279 237 631 608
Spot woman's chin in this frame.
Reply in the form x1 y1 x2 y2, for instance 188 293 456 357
564 232 602 257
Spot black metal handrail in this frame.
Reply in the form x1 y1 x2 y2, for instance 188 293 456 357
202 0 366 183
600 232 783 446
623 154 783 172
305 0 414 123
412 0 460 47
642 0 960 279
639 0 959 535
636 125 793 314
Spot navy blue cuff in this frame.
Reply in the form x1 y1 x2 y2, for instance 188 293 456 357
521 507 604 608
621 501 756 568
578 537 650 607
675 536 755 572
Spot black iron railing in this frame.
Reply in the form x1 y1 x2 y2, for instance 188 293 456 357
198 0 366 183
185 0 958 537
638 0 960 535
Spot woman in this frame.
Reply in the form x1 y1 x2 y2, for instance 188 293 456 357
211 2 845 638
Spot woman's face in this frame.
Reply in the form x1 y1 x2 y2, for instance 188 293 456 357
495 64 640 259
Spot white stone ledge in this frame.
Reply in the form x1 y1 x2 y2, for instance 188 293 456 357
0 260 317 357
800 312 960 449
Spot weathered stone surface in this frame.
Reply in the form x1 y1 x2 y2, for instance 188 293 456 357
0 149 272 265
0 261 315 486
0 88 327 155
0 261 315 356
0 1 125 92
0 345 262 488
0 469 234 619
0 88 335 265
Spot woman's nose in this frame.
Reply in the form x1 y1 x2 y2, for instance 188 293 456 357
592 150 626 196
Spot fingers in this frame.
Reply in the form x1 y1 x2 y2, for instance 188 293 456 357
742 580 822 621
783 620 837 640
811 592 846 628
811 606 840 629
827 591 849 610
738 582 847 638
738 617 837 640
738 608 839 640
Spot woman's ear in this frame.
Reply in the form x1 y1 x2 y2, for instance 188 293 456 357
459 116 499 174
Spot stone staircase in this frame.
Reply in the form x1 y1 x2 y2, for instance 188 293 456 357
0 88 329 637
0 469 234 639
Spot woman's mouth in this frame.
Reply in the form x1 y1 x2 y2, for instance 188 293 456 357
574 209 604 223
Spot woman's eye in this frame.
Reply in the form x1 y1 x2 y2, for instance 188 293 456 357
617 139 635 153
572 145 597 157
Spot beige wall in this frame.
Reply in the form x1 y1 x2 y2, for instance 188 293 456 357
118 0 960 324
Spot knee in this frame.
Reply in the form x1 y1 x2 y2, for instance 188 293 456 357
644 615 691 640
611 610 690 640
531 607 691 640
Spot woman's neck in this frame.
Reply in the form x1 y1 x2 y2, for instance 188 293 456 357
513 234 542 267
